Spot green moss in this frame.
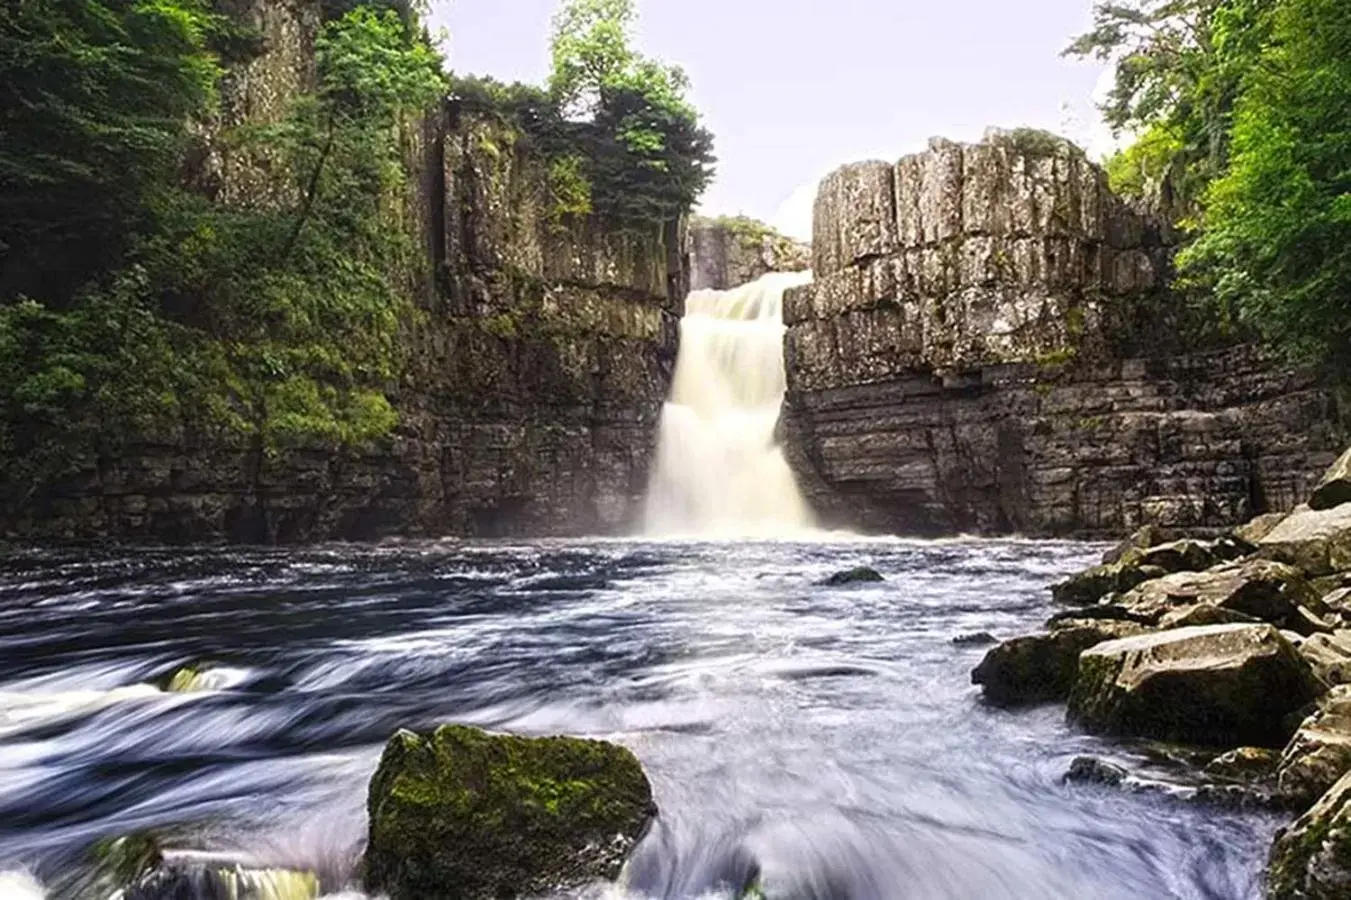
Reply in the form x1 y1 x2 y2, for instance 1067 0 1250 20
363 724 656 900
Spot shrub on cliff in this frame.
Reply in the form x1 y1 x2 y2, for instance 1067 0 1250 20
0 2 446 503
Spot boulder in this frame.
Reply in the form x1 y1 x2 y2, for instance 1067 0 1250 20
1323 587 1351 626
1278 686 1351 809
1311 447 1351 511
1068 624 1324 747
1267 770 1351 899
1236 512 1290 546
1204 746 1281 782
1258 505 1351 577
1053 538 1236 607
821 565 885 585
971 622 1142 706
363 725 656 900
952 631 998 646
1114 559 1322 632
1102 525 1173 564
1063 756 1128 786
1296 632 1351 687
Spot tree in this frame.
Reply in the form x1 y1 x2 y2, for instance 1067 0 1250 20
1066 0 1265 211
1177 0 1351 369
0 0 221 301
545 0 713 226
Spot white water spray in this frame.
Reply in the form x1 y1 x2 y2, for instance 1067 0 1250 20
644 271 815 537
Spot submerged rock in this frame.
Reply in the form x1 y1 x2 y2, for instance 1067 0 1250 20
971 622 1142 706
1278 686 1351 810
1257 504 1351 577
1068 624 1324 747
1267 770 1351 899
1063 756 1128 787
1310 447 1351 511
821 566 884 586
363 724 656 900
125 861 319 900
952 631 998 646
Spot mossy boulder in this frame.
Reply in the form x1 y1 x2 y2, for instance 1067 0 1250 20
1310 447 1351 512
1067 624 1325 747
1267 770 1351 899
971 622 1143 706
363 724 657 900
1050 537 1230 607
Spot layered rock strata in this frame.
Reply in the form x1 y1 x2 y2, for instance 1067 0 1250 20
783 131 1345 537
688 216 810 290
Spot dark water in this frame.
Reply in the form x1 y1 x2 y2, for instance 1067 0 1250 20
0 538 1283 899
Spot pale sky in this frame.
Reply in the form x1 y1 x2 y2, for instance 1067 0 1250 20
428 1 1116 239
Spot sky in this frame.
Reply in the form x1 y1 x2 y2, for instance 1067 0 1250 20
427 1 1116 240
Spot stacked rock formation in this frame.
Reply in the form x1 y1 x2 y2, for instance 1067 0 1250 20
782 129 1344 538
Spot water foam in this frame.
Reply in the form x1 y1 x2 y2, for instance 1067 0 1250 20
645 271 815 538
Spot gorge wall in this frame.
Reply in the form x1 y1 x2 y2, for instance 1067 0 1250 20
2 0 684 543
782 132 1347 537
688 217 809 290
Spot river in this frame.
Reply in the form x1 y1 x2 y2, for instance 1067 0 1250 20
0 538 1280 898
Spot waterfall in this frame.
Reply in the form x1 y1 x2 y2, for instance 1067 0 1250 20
644 271 815 537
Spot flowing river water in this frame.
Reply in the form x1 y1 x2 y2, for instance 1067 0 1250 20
0 538 1281 899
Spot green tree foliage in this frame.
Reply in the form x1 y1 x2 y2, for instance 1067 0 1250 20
1177 0 1351 368
1066 0 1265 210
0 4 445 499
544 0 713 226
0 0 222 300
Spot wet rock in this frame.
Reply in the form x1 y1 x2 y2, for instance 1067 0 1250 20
1310 447 1351 511
821 566 884 586
1068 624 1324 747
952 631 998 646
1114 559 1322 632
1278 686 1351 809
125 861 319 900
1063 755 1128 786
1203 746 1281 782
1257 504 1351 577
363 724 656 900
971 622 1143 706
1267 770 1351 899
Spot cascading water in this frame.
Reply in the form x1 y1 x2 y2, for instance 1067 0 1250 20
644 271 815 537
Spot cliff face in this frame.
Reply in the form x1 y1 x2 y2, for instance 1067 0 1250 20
782 133 1346 537
688 217 810 290
4 4 683 543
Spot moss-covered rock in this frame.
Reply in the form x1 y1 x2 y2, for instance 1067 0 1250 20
1267 770 1351 899
1050 537 1231 606
363 724 657 900
971 622 1143 706
1068 624 1325 747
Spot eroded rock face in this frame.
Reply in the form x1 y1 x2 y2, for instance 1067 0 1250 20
364 725 656 900
1067 624 1323 747
1268 770 1351 899
782 132 1345 537
688 217 810 290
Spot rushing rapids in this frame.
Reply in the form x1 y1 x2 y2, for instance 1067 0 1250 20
0 540 1280 899
644 272 816 537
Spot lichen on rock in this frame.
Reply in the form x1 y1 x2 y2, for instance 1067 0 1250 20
363 724 657 900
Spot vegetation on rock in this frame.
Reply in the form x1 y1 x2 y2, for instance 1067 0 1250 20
1069 0 1351 372
0 0 445 506
363 724 656 900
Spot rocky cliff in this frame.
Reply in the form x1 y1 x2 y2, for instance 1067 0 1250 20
688 216 809 290
3 2 684 543
782 131 1346 537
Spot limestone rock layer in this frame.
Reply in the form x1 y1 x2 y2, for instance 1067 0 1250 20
783 132 1345 537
